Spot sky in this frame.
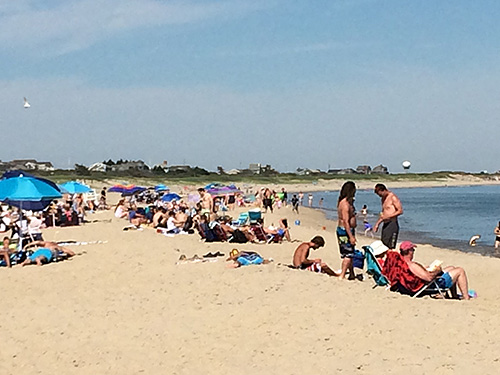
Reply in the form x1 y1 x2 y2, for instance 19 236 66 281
1 0 500 173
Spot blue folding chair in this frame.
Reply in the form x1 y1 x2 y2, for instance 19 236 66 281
363 245 390 288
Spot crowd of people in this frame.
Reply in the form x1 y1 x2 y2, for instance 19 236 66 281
113 186 294 245
0 179 475 300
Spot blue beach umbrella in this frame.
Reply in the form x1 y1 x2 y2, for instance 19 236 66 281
161 193 181 202
0 175 62 210
155 184 169 192
59 181 92 194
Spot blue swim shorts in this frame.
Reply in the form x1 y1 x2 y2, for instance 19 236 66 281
436 272 453 289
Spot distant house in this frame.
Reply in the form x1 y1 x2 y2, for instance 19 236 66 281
327 168 357 175
248 163 274 174
296 168 322 176
109 160 148 172
88 162 107 173
8 159 54 171
372 164 389 174
356 165 372 174
167 165 192 173
226 169 242 175
249 163 261 174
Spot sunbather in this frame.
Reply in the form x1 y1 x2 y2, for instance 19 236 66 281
292 236 339 276
226 249 272 268
21 240 75 266
399 241 470 300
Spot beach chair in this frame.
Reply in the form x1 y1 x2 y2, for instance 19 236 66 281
362 245 390 288
248 209 262 224
249 224 282 244
211 223 230 242
233 212 249 226
196 222 217 242
249 224 271 243
383 251 451 299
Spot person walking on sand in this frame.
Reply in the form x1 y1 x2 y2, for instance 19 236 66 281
494 221 500 250
336 181 357 280
291 194 299 214
374 184 403 250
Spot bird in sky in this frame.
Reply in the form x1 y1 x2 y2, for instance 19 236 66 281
23 97 30 109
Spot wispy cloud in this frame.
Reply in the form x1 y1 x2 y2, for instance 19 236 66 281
217 41 362 58
0 0 270 56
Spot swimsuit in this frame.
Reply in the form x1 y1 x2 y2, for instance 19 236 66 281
300 262 322 273
436 272 453 289
336 226 355 258
29 248 53 263
381 220 399 249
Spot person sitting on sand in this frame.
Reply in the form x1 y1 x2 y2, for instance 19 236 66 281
114 199 129 219
128 204 148 227
226 249 272 268
21 240 75 267
153 207 168 228
1 236 12 268
165 211 181 234
399 241 471 300
292 236 339 276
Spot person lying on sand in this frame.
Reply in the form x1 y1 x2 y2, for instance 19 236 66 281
226 249 272 268
292 236 339 277
21 240 76 266
399 241 471 300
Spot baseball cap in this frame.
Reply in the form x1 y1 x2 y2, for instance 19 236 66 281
400 241 417 251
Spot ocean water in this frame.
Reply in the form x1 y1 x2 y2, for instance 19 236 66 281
303 185 500 257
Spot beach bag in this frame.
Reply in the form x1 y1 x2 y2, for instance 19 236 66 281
352 249 365 269
200 222 217 242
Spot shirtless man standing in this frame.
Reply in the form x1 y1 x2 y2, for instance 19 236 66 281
336 181 357 280
374 184 403 250
198 188 214 213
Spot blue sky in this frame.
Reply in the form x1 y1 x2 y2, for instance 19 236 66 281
1 0 500 173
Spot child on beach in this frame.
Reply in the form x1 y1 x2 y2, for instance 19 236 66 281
364 220 374 237
292 236 338 276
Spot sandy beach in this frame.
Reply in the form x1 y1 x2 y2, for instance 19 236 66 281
2 182 500 374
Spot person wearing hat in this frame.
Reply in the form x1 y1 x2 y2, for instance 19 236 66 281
226 249 271 268
399 241 471 300
370 240 390 268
